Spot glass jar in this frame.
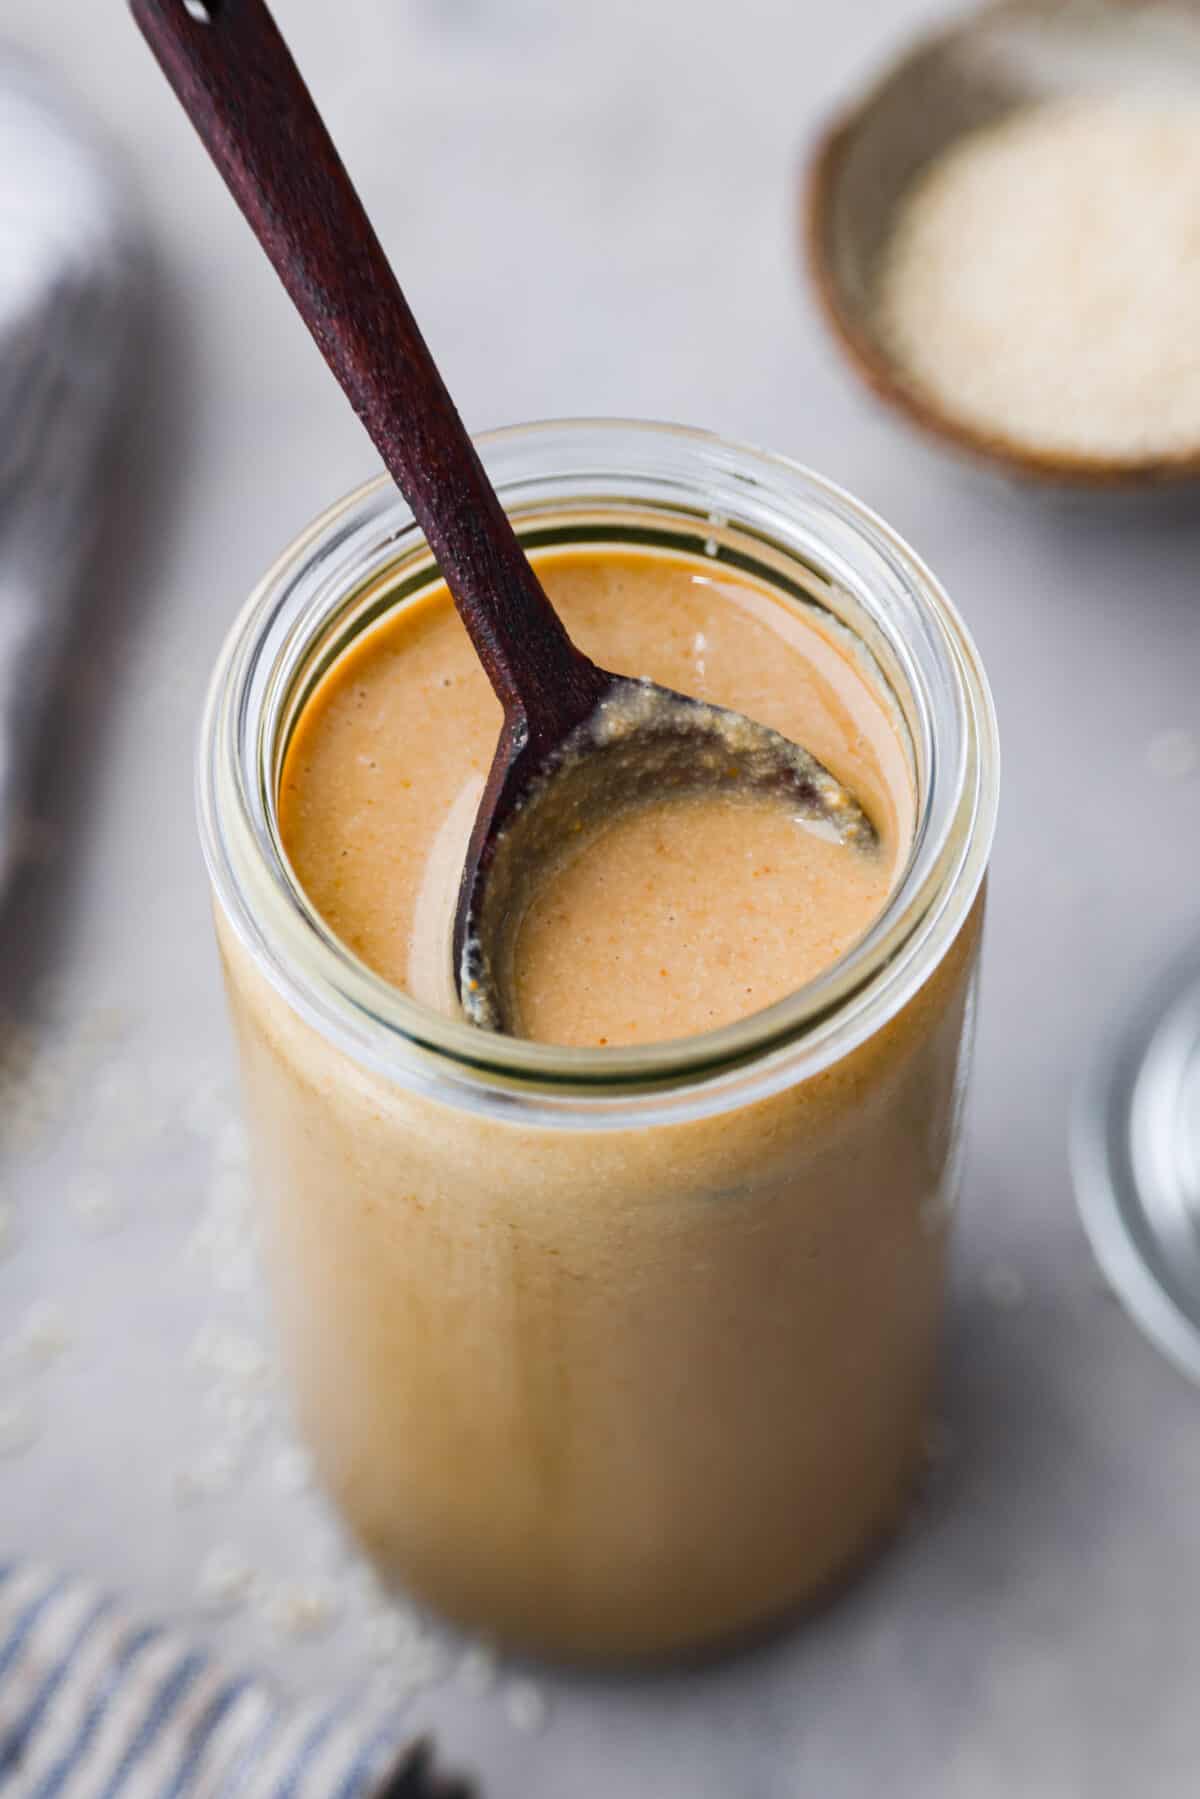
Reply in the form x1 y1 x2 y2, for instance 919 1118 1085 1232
198 420 998 1660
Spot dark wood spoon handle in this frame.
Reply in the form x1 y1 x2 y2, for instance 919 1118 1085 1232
129 0 608 745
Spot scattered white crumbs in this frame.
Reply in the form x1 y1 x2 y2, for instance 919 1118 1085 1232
171 1440 245 1506
188 1321 270 1386
368 1634 449 1703
1145 728 1198 782
1 1026 495 1722
364 1606 423 1663
269 1443 313 1495
203 1382 270 1438
259 1573 342 1639
186 1170 258 1295
196 1543 256 1614
83 1062 162 1160
180 1076 235 1140
13 1299 71 1368
504 1678 549 1735
456 1642 498 1697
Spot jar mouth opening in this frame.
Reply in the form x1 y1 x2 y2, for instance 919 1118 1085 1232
199 419 998 1122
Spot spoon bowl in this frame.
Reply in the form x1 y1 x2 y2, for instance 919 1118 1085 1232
458 673 876 1031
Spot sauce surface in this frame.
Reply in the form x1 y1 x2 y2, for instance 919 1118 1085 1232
279 546 912 1045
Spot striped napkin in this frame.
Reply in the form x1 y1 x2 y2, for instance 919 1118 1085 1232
0 1565 469 1798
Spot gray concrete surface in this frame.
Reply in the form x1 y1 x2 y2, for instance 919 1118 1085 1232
3 1 1200 1794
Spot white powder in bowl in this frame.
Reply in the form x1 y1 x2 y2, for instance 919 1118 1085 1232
875 96 1200 460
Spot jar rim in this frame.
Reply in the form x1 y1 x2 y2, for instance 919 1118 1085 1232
198 418 998 1128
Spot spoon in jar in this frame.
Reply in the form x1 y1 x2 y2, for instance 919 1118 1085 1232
131 0 877 1034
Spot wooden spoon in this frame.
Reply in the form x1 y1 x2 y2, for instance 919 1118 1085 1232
131 0 876 1033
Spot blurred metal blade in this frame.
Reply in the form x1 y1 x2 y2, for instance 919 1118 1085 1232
0 50 143 897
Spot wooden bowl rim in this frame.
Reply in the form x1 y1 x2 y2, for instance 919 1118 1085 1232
804 0 1200 491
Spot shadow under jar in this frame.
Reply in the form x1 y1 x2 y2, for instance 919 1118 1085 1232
198 420 998 1661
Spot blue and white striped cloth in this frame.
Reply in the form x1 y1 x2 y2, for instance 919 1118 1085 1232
0 1564 462 1799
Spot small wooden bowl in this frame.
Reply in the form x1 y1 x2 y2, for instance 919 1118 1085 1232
806 0 1200 491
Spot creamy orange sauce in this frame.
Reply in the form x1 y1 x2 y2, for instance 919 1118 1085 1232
219 538 985 1658
280 546 912 1043
512 791 891 1044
